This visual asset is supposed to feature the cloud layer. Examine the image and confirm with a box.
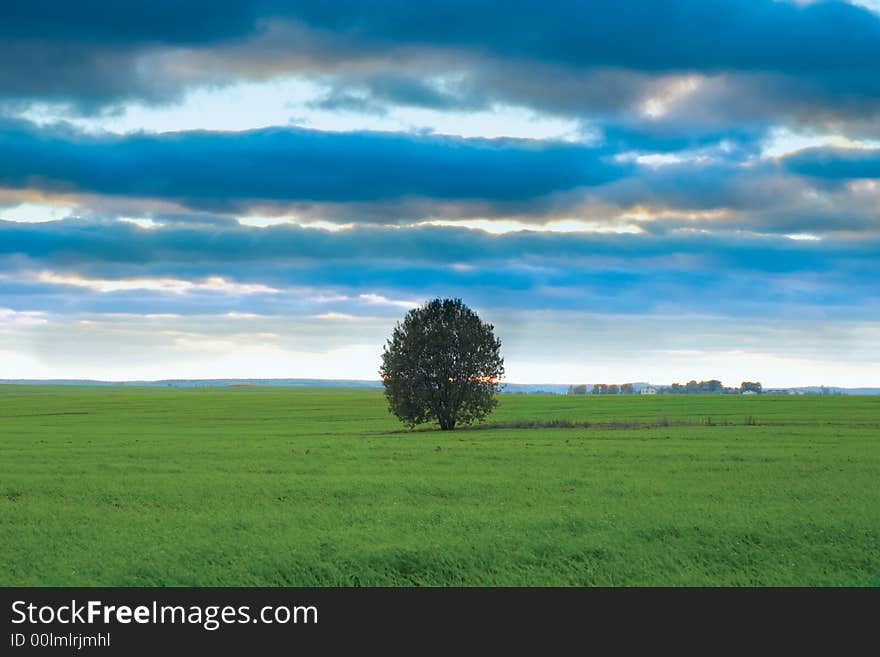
[4,1,880,133]
[1,1,878,384]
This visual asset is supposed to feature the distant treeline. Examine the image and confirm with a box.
[574,383,636,395]
[666,380,762,394]
[567,380,766,395]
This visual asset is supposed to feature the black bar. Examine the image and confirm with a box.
[2,587,877,653]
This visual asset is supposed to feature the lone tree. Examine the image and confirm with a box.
[380,298,504,430]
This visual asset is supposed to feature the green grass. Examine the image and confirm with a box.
[1,385,878,586]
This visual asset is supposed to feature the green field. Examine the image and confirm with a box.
[1,385,878,586]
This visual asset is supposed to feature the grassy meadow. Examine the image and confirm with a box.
[1,385,878,586]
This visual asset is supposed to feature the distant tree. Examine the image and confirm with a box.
[620,383,635,394]
[740,381,763,394]
[568,384,587,395]
[380,298,504,431]
[592,384,607,395]
[700,379,723,393]
[607,384,620,395]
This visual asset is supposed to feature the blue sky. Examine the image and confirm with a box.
[1,0,878,385]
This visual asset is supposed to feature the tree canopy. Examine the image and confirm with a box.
[380,298,504,430]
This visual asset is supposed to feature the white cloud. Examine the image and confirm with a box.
[784,233,822,241]
[225,312,265,319]
[119,217,164,229]
[418,218,642,234]
[0,308,48,326]
[358,293,419,309]
[37,272,280,295]
[785,0,880,14]
[0,202,76,223]
[312,312,358,320]
[761,127,880,158]
[615,151,715,167]
[236,214,355,230]
[640,76,703,119]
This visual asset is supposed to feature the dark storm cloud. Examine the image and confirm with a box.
[2,1,880,132]
[784,146,880,180]
[0,216,870,272]
[294,0,880,118]
[0,1,269,109]
[0,118,629,209]
[0,1,267,42]
[4,115,878,232]
[7,1,877,76]
[280,1,879,76]
[2,218,877,319]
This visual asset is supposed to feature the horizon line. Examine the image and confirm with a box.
[1,377,877,391]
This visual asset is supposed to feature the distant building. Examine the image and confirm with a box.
[640,386,657,395]
[742,389,758,395]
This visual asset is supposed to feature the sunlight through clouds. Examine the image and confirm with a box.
[18,76,584,142]
[0,201,77,223]
[36,272,280,295]
[418,218,643,234]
